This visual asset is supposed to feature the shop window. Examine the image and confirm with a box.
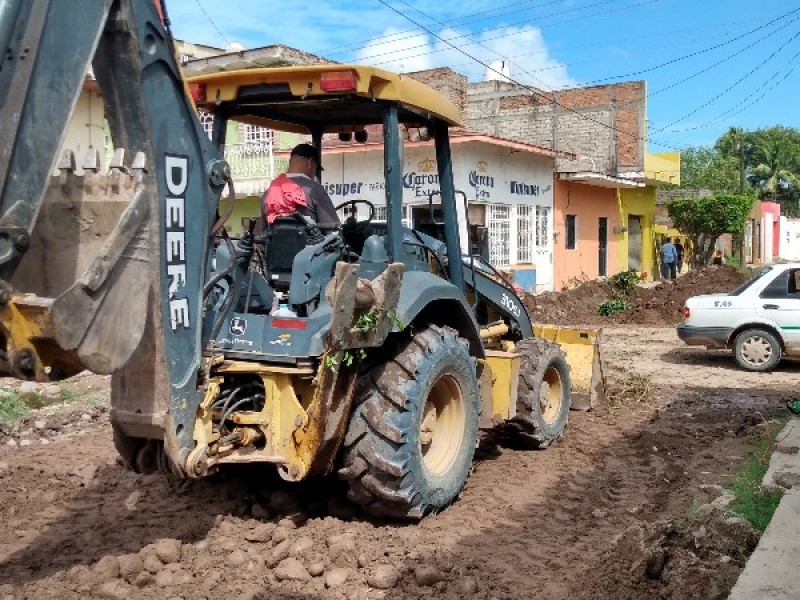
[535,206,550,249]
[488,204,512,268]
[517,205,534,263]
[566,214,577,250]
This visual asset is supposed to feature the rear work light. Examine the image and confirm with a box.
[320,70,358,92]
[271,318,307,330]
[189,83,207,102]
[683,307,690,318]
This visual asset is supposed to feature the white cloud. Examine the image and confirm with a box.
[164,2,575,90]
[355,25,576,90]
[355,29,435,73]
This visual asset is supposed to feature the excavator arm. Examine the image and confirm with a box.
[0,0,226,471]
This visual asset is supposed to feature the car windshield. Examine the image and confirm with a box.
[729,266,773,296]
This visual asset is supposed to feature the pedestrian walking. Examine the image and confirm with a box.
[660,238,677,280]
[674,238,684,274]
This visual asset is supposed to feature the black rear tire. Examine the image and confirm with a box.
[507,337,571,448]
[733,328,781,372]
[338,325,480,519]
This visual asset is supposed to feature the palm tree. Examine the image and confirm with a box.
[750,126,800,202]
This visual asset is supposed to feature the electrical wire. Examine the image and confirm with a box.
[373,0,675,150]
[192,0,231,49]
[662,48,800,134]
[315,0,623,59]
[354,0,660,69]
[653,27,800,133]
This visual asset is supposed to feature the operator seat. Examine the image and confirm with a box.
[265,213,310,292]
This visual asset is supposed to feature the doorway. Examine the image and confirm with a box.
[627,215,642,270]
[598,217,608,277]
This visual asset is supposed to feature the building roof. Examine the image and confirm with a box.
[557,171,645,189]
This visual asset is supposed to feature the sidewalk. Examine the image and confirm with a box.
[728,418,800,600]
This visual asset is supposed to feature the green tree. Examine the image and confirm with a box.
[715,127,753,194]
[679,146,740,192]
[666,194,754,266]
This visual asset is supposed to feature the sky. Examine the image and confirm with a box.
[167,0,800,153]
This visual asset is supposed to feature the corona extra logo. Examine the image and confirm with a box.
[417,158,437,173]
[477,160,489,173]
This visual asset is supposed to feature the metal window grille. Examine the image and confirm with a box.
[517,205,535,263]
[198,109,214,140]
[488,204,511,268]
[374,205,411,227]
[244,125,273,144]
[565,214,577,250]
[535,206,550,249]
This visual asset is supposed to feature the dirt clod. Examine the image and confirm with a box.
[153,538,181,564]
[414,565,447,586]
[274,557,311,582]
[368,565,401,590]
[325,567,353,588]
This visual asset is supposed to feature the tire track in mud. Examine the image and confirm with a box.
[0,330,795,599]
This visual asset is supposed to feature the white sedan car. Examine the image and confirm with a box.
[677,263,800,371]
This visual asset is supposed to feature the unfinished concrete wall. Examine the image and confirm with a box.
[466,80,646,176]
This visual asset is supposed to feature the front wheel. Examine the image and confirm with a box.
[507,338,571,448]
[338,325,480,519]
[733,328,781,372]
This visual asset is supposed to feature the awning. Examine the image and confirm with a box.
[557,171,645,189]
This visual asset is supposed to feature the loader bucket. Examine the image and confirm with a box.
[533,325,605,411]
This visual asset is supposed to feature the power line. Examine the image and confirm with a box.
[373,0,676,150]
[192,0,231,49]
[391,0,555,91]
[653,27,800,133]
[662,48,800,134]
[355,0,659,68]
[582,7,800,86]
[315,0,620,59]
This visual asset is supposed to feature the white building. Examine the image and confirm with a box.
[320,134,558,291]
[780,216,800,261]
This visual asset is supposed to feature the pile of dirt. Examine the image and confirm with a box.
[584,499,760,600]
[524,265,747,327]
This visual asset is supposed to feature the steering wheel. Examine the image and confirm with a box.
[335,199,375,233]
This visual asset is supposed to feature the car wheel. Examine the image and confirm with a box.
[733,328,782,372]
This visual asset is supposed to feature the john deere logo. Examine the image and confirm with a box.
[229,316,247,336]
[477,160,489,173]
[417,158,437,173]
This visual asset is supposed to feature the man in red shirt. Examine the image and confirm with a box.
[263,143,340,229]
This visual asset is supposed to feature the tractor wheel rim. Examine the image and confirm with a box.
[741,336,771,365]
[420,374,466,477]
[539,365,564,424]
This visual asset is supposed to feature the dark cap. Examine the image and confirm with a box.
[290,143,323,169]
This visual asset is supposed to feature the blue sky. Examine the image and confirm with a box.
[167,0,800,152]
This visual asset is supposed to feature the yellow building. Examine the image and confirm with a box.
[616,152,681,279]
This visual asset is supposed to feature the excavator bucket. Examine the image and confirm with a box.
[533,324,606,410]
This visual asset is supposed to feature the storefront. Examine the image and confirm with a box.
[320,135,558,291]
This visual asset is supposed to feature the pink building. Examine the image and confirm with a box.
[761,201,781,263]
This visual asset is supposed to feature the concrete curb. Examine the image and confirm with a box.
[728,416,800,600]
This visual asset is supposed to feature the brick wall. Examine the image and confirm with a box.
[407,68,468,121]
[466,79,646,175]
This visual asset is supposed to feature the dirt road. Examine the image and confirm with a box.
[0,326,796,599]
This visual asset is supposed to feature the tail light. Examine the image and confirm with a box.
[189,83,207,102]
[271,318,307,330]
[320,70,358,92]
[683,307,690,318]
